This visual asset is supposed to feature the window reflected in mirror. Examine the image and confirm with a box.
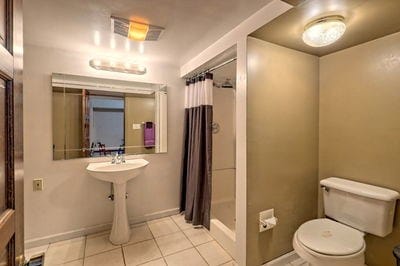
[52,73,167,160]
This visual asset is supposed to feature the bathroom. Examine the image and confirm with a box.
[1,0,400,266]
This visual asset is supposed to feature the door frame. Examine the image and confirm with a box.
[0,0,21,265]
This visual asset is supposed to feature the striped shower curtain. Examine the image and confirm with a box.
[180,73,213,229]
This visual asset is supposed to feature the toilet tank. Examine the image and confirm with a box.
[321,177,400,237]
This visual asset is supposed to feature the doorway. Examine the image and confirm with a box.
[0,0,24,265]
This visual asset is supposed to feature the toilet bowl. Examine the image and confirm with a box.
[293,177,399,266]
[293,218,365,266]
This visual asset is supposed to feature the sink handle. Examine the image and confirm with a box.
[111,153,117,164]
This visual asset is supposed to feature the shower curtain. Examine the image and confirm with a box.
[180,73,213,229]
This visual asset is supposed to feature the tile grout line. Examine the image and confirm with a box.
[147,220,167,265]
[147,216,181,238]
[121,245,127,266]
[195,241,233,266]
[195,222,236,265]
[82,236,87,264]
[40,214,234,266]
[44,237,87,265]
[85,223,153,258]
[83,241,122,259]
[193,244,211,266]
[161,246,194,260]
[83,245,123,259]
[136,257,167,266]
[172,214,234,265]
[173,215,211,266]
[168,214,214,265]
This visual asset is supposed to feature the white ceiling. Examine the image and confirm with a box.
[23,0,274,66]
[251,0,400,56]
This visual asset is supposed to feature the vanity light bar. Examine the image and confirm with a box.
[89,59,147,75]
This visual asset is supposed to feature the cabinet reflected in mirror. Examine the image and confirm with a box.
[52,73,167,160]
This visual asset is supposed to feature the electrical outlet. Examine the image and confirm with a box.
[33,178,44,191]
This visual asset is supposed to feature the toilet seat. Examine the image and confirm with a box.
[297,218,364,256]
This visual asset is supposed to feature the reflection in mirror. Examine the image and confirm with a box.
[52,73,167,160]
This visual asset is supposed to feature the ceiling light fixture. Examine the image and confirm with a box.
[111,16,165,41]
[302,16,346,47]
[89,59,146,75]
[128,21,149,41]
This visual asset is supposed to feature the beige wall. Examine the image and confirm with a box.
[212,87,236,204]
[319,32,400,266]
[125,96,156,155]
[24,44,184,245]
[246,37,319,265]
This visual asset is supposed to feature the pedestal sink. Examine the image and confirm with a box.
[86,159,149,245]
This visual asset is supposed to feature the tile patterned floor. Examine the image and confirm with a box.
[26,214,237,266]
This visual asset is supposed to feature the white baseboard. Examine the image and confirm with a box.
[263,251,300,266]
[25,207,180,249]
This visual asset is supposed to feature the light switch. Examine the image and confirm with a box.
[132,123,141,130]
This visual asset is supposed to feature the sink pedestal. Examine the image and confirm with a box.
[110,182,130,245]
[86,159,149,245]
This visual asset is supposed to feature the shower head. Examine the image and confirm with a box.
[221,78,233,88]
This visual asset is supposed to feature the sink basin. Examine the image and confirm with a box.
[86,159,149,245]
[86,159,149,184]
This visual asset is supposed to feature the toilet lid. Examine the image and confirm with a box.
[297,219,364,256]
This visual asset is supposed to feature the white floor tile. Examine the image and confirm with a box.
[171,214,193,230]
[290,258,308,266]
[83,248,124,266]
[147,217,171,225]
[196,241,232,266]
[123,239,162,266]
[45,237,85,265]
[62,259,84,266]
[86,230,110,239]
[147,218,180,238]
[220,261,238,266]
[155,231,193,256]
[85,233,120,257]
[140,258,167,266]
[164,248,207,266]
[123,224,153,246]
[183,227,213,246]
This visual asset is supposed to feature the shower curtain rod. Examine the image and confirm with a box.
[188,57,237,79]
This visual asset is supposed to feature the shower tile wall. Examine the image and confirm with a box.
[212,86,236,230]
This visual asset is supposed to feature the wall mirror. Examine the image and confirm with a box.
[52,73,167,160]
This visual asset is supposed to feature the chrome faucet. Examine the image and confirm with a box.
[111,153,117,164]
[111,153,125,164]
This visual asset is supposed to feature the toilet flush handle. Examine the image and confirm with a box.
[321,185,330,192]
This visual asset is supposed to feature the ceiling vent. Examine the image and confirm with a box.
[111,16,164,41]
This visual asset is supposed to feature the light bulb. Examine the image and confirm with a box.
[302,16,346,47]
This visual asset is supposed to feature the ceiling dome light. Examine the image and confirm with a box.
[302,16,346,47]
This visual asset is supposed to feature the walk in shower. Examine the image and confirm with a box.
[210,60,236,258]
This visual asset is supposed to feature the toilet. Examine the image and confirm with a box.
[293,177,400,266]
